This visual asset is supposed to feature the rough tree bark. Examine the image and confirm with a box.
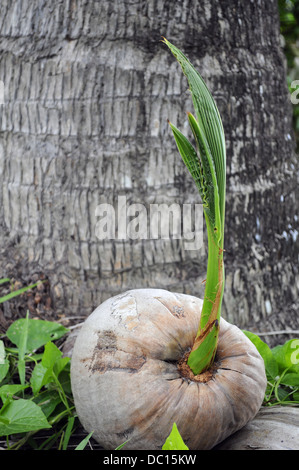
[0,0,298,340]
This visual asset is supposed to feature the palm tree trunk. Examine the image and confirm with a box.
[0,0,297,343]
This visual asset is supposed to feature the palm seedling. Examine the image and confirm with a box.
[162,38,226,375]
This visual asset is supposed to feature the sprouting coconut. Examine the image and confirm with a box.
[70,39,267,450]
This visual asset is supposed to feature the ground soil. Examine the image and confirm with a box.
[0,273,77,336]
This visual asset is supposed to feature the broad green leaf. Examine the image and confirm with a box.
[58,367,72,395]
[0,278,10,285]
[162,423,189,450]
[0,384,28,404]
[0,340,9,383]
[31,342,63,395]
[6,318,69,353]
[243,330,278,379]
[0,361,9,383]
[31,362,48,395]
[281,373,299,387]
[0,398,51,436]
[31,342,70,396]
[33,390,62,418]
[276,386,290,402]
[42,341,62,369]
[54,356,70,377]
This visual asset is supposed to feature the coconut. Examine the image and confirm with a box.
[70,288,267,450]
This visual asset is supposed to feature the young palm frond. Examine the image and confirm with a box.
[163,38,226,375]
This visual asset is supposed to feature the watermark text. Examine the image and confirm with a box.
[95,196,203,250]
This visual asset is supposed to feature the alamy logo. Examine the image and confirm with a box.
[290,80,299,105]
[95,196,203,250]
[291,339,299,365]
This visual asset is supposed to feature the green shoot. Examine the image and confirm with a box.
[0,278,45,304]
[75,431,94,450]
[162,422,189,450]
[163,38,226,375]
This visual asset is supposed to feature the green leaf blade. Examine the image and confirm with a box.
[0,384,29,404]
[75,431,94,450]
[187,112,222,242]
[0,282,42,304]
[168,121,207,203]
[163,37,226,231]
[243,330,278,380]
[0,399,51,436]
[162,423,189,450]
[31,362,48,395]
[63,415,75,450]
[281,373,299,387]
[33,390,62,418]
[0,340,10,383]
[17,311,29,385]
[42,341,62,370]
[6,318,69,353]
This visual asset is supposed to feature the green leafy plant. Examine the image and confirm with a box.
[244,331,299,406]
[2,314,296,451]
[163,38,226,375]
[0,313,92,450]
[1,312,189,451]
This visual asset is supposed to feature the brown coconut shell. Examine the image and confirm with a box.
[70,288,267,450]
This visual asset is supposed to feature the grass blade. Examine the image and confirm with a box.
[0,281,43,304]
[75,431,94,450]
[115,440,130,450]
[62,416,75,450]
[17,311,29,385]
